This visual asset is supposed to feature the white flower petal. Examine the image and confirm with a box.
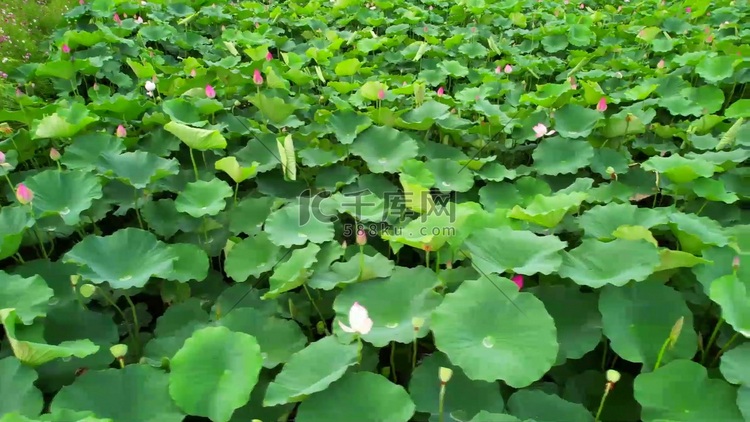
[338,320,356,333]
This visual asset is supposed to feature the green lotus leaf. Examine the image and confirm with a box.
[463,226,567,275]
[634,360,743,421]
[558,239,661,287]
[169,326,262,422]
[64,228,177,289]
[61,134,125,171]
[327,110,372,145]
[215,156,258,184]
[264,336,361,406]
[333,266,442,346]
[0,271,53,324]
[507,390,594,422]
[264,204,335,247]
[720,343,750,386]
[508,192,587,228]
[0,207,33,260]
[175,179,233,218]
[656,249,710,272]
[0,309,99,367]
[350,125,419,173]
[164,121,227,151]
[552,104,603,138]
[246,93,297,125]
[532,138,594,175]
[51,365,184,422]
[162,98,206,125]
[599,283,697,369]
[691,177,739,203]
[408,352,504,420]
[224,232,281,282]
[164,243,209,283]
[295,372,415,422]
[401,101,451,130]
[0,357,43,418]
[726,99,750,119]
[308,252,395,290]
[431,276,558,388]
[667,211,730,252]
[235,134,281,173]
[470,412,526,422]
[228,196,275,235]
[695,55,737,83]
[334,58,361,76]
[424,158,475,192]
[263,243,320,299]
[31,103,99,139]
[24,170,103,226]
[98,151,179,189]
[577,203,667,239]
[641,154,720,184]
[709,274,750,338]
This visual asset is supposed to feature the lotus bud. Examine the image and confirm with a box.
[50,148,61,161]
[733,256,740,272]
[110,344,128,358]
[15,183,33,204]
[439,367,453,384]
[356,229,367,246]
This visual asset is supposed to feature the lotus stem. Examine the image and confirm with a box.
[702,317,724,364]
[189,148,199,181]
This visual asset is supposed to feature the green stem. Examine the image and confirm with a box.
[412,333,418,372]
[4,174,14,191]
[654,337,670,370]
[358,246,365,281]
[133,189,144,229]
[124,294,141,354]
[29,209,49,259]
[438,385,446,422]
[702,317,724,364]
[14,253,25,264]
[435,250,441,275]
[96,287,135,341]
[425,249,430,268]
[594,389,610,422]
[302,284,330,335]
[601,340,608,371]
[233,183,239,204]
[390,342,398,383]
[709,332,740,367]
[189,148,199,181]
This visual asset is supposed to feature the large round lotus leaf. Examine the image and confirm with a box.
[98,151,179,189]
[228,196,275,235]
[51,365,184,422]
[141,199,198,239]
[577,203,667,239]
[532,138,594,176]
[350,125,419,173]
[634,359,743,421]
[553,104,603,138]
[228,370,294,422]
[558,239,660,287]
[24,170,103,226]
[695,55,736,83]
[470,411,527,422]
[709,274,750,337]
[164,121,227,151]
[264,243,320,299]
[309,252,395,290]
[31,103,99,139]
[424,159,475,192]
[0,271,53,324]
[599,283,697,369]
[462,226,567,276]
[431,275,558,387]
[264,336,361,407]
[264,204,335,247]
[224,233,281,282]
[175,179,233,218]
[328,110,373,145]
[507,390,594,422]
[532,285,602,361]
[408,352,505,420]
[0,206,32,260]
[0,357,43,417]
[3,409,112,421]
[169,326,263,422]
[333,266,442,346]
[64,228,177,289]
[218,307,307,368]
[720,343,750,386]
[667,211,730,250]
[641,155,719,184]
[164,243,209,283]
[295,372,415,422]
[508,192,587,228]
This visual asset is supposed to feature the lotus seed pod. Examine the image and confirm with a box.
[110,344,128,358]
[70,274,81,286]
[439,367,453,383]
[412,316,425,329]
[606,369,621,383]
[79,284,96,298]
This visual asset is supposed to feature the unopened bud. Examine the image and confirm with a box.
[110,344,128,358]
[439,367,453,384]
[50,148,61,161]
[733,256,740,272]
[356,229,367,246]
[606,369,621,383]
[668,316,684,349]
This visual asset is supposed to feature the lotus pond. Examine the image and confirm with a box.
[1,0,750,421]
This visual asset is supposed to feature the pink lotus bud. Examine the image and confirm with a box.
[377,89,385,100]
[16,183,33,204]
[93,82,99,90]
[253,69,263,85]
[190,69,196,77]
[437,86,444,97]
[733,256,740,271]
[79,0,84,4]
[686,6,691,13]
[62,44,70,54]
[657,59,665,69]
[116,125,127,138]
[579,2,585,9]
[495,65,502,74]
[50,148,61,161]
[356,229,367,246]
[266,51,273,61]
[15,88,22,97]
[569,76,577,89]
[706,35,714,43]
[0,151,5,163]
[512,275,524,290]
[504,64,513,74]
[205,84,216,98]
[596,97,607,112]
[338,302,373,335]
[113,13,121,24]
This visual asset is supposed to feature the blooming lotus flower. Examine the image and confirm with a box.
[266,51,273,61]
[596,97,607,112]
[205,84,216,98]
[377,89,385,100]
[338,302,373,335]
[145,80,156,92]
[512,275,524,290]
[190,69,197,78]
[0,151,5,163]
[504,64,513,74]
[62,44,70,54]
[16,183,33,205]
[533,123,556,138]
[437,86,444,97]
[116,125,127,138]
[50,148,61,161]
[134,15,144,24]
[253,69,264,85]
[657,59,665,69]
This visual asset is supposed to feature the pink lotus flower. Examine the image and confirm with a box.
[62,44,70,54]
[50,148,61,161]
[134,15,144,24]
[596,97,607,112]
[657,59,665,69]
[356,229,367,246]
[79,0,84,4]
[115,125,127,138]
[16,183,33,205]
[504,64,513,74]
[512,275,524,290]
[190,69,197,78]
[733,256,740,271]
[686,6,691,13]
[253,69,264,85]
[113,13,121,24]
[205,84,216,98]
[377,89,385,100]
[437,86,444,97]
[338,302,373,335]
[579,2,585,9]
[533,123,556,138]
[494,66,501,74]
[0,151,5,163]
[93,82,99,90]
[266,51,273,61]
[706,35,714,43]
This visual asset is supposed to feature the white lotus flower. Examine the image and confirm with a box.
[145,80,156,92]
[338,302,373,335]
[533,123,556,138]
